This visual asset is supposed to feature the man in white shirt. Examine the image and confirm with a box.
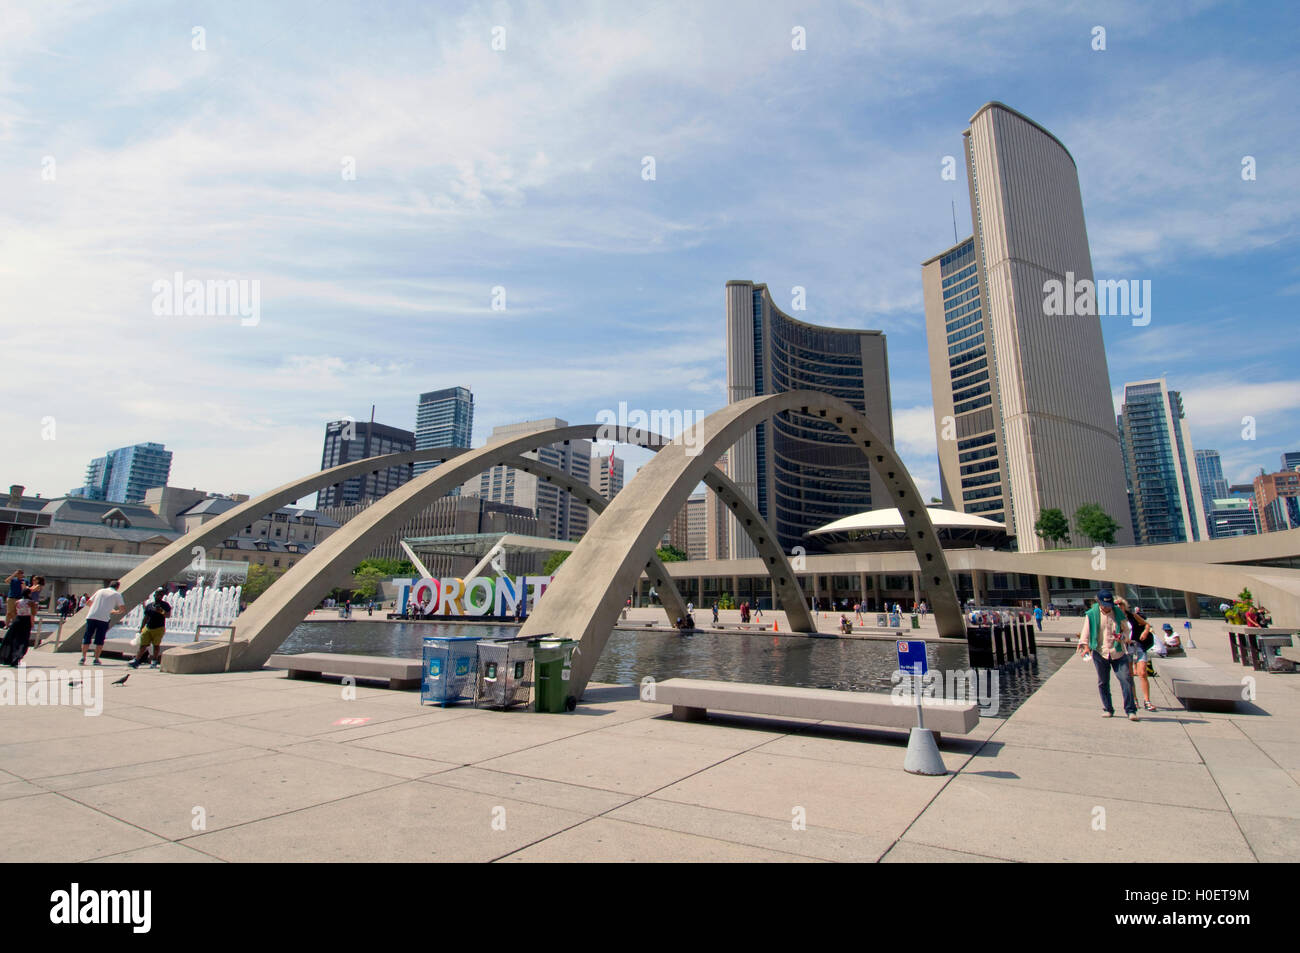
[82,580,127,666]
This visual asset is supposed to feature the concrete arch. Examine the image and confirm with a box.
[517,391,965,699]
[497,456,690,626]
[55,447,470,653]
[505,454,815,633]
[162,424,812,673]
[54,427,698,653]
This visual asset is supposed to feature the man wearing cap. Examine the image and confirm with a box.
[129,589,171,669]
[1077,589,1139,720]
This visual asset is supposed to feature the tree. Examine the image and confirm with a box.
[351,566,387,601]
[1034,508,1071,548]
[242,564,284,603]
[717,592,736,610]
[354,558,416,577]
[1074,503,1120,545]
[542,550,571,575]
[656,545,687,562]
[929,497,942,504]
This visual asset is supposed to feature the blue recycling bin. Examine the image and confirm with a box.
[421,636,482,706]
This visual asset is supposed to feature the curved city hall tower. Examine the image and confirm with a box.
[924,102,1133,550]
[726,281,893,557]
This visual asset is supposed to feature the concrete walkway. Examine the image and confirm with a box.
[2,620,1294,862]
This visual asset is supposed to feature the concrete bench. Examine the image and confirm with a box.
[1155,657,1246,710]
[642,677,979,739]
[268,653,422,690]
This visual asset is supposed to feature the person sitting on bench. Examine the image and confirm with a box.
[839,615,853,634]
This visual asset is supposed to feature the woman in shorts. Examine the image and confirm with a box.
[1116,597,1157,712]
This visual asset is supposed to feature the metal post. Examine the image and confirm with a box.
[913,662,924,731]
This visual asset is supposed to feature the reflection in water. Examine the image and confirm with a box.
[281,621,1067,718]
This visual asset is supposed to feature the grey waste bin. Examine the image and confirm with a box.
[421,636,482,706]
[475,639,534,709]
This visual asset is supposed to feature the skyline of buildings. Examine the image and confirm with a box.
[925,102,1133,552]
[27,93,1300,558]
[465,417,592,542]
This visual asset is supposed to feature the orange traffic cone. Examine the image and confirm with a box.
[773,620,779,632]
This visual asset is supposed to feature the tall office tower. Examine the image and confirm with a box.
[1206,498,1259,539]
[725,281,893,557]
[922,239,1008,525]
[923,102,1133,550]
[685,493,708,560]
[413,387,474,475]
[1116,379,1208,544]
[588,451,625,528]
[466,418,592,541]
[318,420,415,508]
[589,452,625,501]
[704,452,731,561]
[1282,451,1300,472]
[662,499,691,553]
[1194,449,1231,518]
[1254,469,1300,533]
[72,442,173,503]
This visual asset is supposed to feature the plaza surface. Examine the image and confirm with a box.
[2,619,1296,863]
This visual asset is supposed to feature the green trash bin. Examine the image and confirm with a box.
[910,614,920,629]
[533,638,577,713]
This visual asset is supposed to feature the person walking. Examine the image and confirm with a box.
[1033,605,1044,632]
[711,602,719,625]
[753,604,763,623]
[81,580,127,666]
[128,589,171,669]
[1116,597,1157,712]
[1077,589,1139,720]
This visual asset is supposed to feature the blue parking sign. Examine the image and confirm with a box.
[897,640,927,675]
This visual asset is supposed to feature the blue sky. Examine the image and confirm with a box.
[4,0,1298,507]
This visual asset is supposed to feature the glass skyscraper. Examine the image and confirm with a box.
[1117,379,1207,545]
[73,442,173,503]
[921,238,1006,525]
[414,386,474,476]
[725,280,893,556]
[1194,449,1230,520]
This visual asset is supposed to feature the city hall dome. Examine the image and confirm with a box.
[807,506,1010,552]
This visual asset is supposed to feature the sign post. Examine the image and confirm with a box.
[897,639,946,776]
